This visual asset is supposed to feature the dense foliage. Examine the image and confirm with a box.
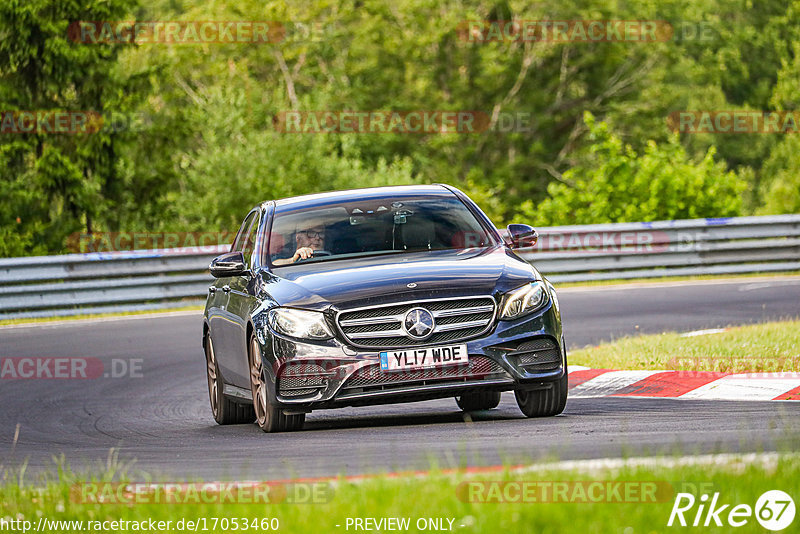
[1,0,798,255]
[530,112,746,224]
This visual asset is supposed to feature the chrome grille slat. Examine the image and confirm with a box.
[433,319,491,333]
[436,312,493,325]
[347,329,405,339]
[336,296,496,349]
[433,305,494,317]
[343,322,402,334]
[340,315,404,327]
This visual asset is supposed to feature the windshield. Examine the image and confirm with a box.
[267,195,496,266]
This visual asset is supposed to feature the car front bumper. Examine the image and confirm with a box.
[257,298,565,411]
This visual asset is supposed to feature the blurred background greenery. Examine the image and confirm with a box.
[1,0,799,256]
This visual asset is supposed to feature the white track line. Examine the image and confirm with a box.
[313,452,798,486]
[568,370,662,397]
[680,376,800,401]
[679,328,727,337]
[568,365,591,372]
[513,452,797,476]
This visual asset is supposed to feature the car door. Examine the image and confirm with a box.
[223,209,265,387]
[214,209,258,386]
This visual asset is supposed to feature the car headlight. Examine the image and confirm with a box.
[267,308,333,340]
[500,281,549,320]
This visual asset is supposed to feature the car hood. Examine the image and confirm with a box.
[263,245,540,311]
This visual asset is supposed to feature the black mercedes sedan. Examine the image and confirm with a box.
[202,185,567,432]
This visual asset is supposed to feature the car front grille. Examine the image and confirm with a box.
[340,355,506,392]
[336,296,496,349]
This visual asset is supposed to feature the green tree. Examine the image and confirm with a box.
[0,0,138,255]
[527,113,745,225]
[4,0,800,256]
[757,136,800,215]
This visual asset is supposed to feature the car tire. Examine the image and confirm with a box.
[455,391,502,411]
[204,333,255,425]
[248,336,305,433]
[514,372,568,418]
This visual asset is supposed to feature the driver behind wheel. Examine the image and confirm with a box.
[272,224,326,265]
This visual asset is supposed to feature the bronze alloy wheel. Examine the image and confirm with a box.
[249,336,268,427]
[205,333,254,425]
[204,334,219,419]
[249,336,305,432]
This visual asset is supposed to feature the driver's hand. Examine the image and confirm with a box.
[291,247,315,263]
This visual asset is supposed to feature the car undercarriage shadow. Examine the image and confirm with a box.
[301,406,527,432]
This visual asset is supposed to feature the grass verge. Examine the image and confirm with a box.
[570,319,800,372]
[1,455,798,533]
[0,305,204,327]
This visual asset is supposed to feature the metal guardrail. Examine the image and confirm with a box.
[0,215,798,319]
[518,214,800,282]
[0,247,227,320]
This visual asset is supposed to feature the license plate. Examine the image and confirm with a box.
[379,344,468,372]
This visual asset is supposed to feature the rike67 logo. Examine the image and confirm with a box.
[668,490,795,530]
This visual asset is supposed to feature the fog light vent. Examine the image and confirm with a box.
[509,338,561,372]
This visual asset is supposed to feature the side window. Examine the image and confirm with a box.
[241,213,261,267]
[231,211,257,253]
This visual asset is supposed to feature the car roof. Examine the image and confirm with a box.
[263,184,455,211]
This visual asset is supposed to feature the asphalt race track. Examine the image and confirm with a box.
[1,277,798,480]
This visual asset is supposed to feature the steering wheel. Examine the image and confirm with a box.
[296,250,333,262]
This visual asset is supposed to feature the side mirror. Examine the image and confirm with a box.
[505,224,538,249]
[209,251,249,278]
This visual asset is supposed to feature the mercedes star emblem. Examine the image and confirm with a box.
[403,307,435,339]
